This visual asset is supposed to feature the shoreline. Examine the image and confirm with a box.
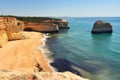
[0,31,53,73]
[38,33,56,72]
[0,31,89,80]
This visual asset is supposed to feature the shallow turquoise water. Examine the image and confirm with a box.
[46,17,120,80]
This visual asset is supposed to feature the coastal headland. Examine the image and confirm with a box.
[0,16,88,80]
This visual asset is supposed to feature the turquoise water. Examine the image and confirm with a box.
[46,17,120,80]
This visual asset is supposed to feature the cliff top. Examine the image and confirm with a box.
[0,15,62,23]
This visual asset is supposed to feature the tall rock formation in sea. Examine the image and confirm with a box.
[91,20,112,33]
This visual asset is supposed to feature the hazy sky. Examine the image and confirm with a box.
[0,0,120,17]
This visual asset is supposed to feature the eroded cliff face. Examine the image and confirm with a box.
[44,19,69,29]
[0,17,25,47]
[0,30,8,47]
[0,16,69,47]
[24,19,69,33]
[24,22,59,33]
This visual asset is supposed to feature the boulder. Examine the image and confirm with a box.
[91,20,112,33]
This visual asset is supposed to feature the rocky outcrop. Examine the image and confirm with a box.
[24,19,69,33]
[91,20,112,33]
[44,19,69,29]
[24,22,59,33]
[0,17,25,47]
[0,71,89,80]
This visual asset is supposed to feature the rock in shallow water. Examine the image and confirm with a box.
[91,20,112,33]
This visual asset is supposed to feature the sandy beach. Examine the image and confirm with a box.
[0,31,52,73]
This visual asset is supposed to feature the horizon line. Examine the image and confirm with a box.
[0,15,120,18]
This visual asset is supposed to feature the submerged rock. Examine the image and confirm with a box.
[91,20,112,33]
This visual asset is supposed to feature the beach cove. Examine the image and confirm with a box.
[0,32,52,73]
[0,16,88,80]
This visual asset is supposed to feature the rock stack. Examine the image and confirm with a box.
[91,20,112,33]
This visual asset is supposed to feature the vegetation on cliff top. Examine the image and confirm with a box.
[0,15,62,23]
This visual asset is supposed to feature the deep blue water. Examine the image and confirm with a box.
[46,17,120,80]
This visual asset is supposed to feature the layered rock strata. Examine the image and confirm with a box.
[44,19,69,29]
[24,19,69,33]
[91,20,112,33]
[0,30,8,47]
[0,17,25,47]
[24,22,59,33]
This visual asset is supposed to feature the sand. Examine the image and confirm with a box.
[0,32,52,73]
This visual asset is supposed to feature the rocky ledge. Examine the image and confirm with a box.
[91,20,112,33]
[16,16,69,33]
[0,71,89,80]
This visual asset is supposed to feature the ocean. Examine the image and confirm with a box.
[46,17,120,80]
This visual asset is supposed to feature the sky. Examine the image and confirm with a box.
[0,0,120,17]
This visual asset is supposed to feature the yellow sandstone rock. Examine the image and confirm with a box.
[0,17,25,47]
[0,30,8,48]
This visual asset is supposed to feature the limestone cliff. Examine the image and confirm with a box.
[23,19,69,33]
[0,17,25,47]
[0,16,69,46]
[44,19,69,29]
[24,22,59,33]
[0,30,8,48]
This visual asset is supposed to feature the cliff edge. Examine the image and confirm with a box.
[0,17,26,47]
